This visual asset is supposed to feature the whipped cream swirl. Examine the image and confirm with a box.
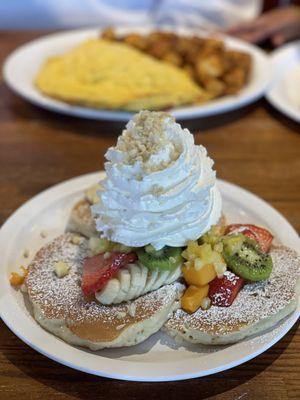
[92,111,222,249]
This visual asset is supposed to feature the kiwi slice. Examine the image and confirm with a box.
[137,245,183,271]
[223,238,273,282]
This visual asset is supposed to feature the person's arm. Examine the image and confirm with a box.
[226,5,300,46]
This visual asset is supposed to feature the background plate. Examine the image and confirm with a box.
[0,172,299,381]
[266,40,300,123]
[3,27,270,121]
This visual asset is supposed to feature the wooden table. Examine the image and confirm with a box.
[0,31,299,400]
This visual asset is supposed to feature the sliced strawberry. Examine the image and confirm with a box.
[225,224,273,253]
[81,252,137,296]
[208,271,244,307]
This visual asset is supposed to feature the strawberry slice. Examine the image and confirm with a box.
[81,252,137,296]
[208,271,244,307]
[225,224,273,253]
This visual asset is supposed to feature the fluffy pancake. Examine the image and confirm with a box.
[164,245,300,345]
[35,39,206,111]
[26,233,183,350]
[67,199,97,238]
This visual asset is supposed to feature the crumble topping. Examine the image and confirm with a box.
[115,110,180,171]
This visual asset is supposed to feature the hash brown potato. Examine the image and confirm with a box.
[102,29,252,100]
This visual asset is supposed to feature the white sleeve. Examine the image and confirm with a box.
[155,0,263,30]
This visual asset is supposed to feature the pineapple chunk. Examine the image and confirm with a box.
[182,262,216,286]
[88,237,111,256]
[201,224,225,246]
[182,240,226,282]
[54,261,70,278]
[200,296,211,310]
[222,233,245,255]
[112,243,134,253]
[181,284,209,313]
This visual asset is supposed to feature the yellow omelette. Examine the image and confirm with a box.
[35,39,207,111]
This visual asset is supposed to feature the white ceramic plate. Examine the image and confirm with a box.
[3,27,270,121]
[0,172,299,381]
[266,40,300,123]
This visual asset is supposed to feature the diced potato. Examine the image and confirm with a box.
[182,262,216,286]
[181,284,209,313]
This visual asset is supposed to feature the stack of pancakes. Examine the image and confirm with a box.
[25,189,300,350]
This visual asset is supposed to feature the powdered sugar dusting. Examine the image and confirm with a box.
[26,234,183,327]
[166,245,300,335]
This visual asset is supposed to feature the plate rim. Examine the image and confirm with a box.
[266,39,300,123]
[3,27,271,121]
[0,172,299,382]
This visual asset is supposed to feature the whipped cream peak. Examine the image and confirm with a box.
[93,111,222,249]
[106,110,181,175]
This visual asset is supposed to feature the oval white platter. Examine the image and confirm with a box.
[3,27,270,121]
[266,40,300,123]
[0,172,299,381]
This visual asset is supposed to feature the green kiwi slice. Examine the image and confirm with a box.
[137,245,183,271]
[223,238,273,282]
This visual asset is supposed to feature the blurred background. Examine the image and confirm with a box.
[0,0,263,30]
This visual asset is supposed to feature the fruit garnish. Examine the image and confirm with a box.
[54,261,70,278]
[222,233,245,256]
[225,224,273,253]
[88,237,134,257]
[208,271,244,307]
[200,224,226,246]
[9,266,28,286]
[137,245,183,271]
[182,241,226,283]
[181,284,209,313]
[81,251,137,296]
[223,238,273,282]
[182,262,216,286]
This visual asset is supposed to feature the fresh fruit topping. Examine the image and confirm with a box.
[225,224,273,253]
[223,238,273,281]
[183,262,216,286]
[88,237,134,257]
[70,234,83,245]
[200,224,226,246]
[182,241,227,281]
[88,237,111,256]
[222,233,245,256]
[137,245,183,271]
[209,271,244,307]
[181,284,209,313]
[54,261,70,278]
[9,266,28,286]
[81,251,137,296]
[200,296,212,310]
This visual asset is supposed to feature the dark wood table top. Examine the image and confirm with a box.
[0,31,299,400]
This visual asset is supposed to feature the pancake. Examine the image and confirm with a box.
[67,184,99,238]
[67,199,97,238]
[164,245,300,345]
[26,233,183,350]
[35,39,206,111]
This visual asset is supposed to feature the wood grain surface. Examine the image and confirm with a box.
[0,31,299,400]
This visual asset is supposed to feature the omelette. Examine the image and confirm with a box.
[35,39,206,111]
